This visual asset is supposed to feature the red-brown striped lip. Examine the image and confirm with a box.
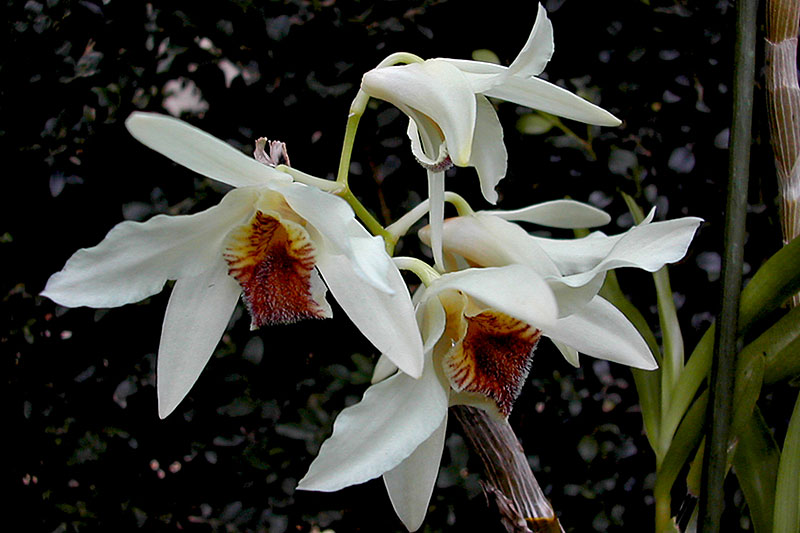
[224,209,330,329]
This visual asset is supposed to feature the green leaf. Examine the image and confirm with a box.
[621,196,684,388]
[734,406,780,533]
[664,235,800,450]
[621,192,685,461]
[774,391,800,533]
[600,270,662,455]
[763,304,800,384]
[655,390,707,532]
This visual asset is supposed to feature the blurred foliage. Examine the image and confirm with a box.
[5,0,792,531]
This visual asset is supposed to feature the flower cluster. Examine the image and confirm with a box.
[42,4,701,531]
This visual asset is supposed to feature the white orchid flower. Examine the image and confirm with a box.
[297,255,658,530]
[297,265,559,526]
[420,199,703,367]
[361,4,621,203]
[361,3,620,267]
[297,202,702,531]
[42,112,423,418]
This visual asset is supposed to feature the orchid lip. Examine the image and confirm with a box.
[223,207,332,329]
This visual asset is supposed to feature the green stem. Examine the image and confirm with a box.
[336,90,369,188]
[393,256,441,287]
[385,192,475,242]
[336,187,395,253]
[335,52,424,189]
[698,0,758,529]
[330,52,428,249]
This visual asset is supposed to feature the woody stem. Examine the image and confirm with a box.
[452,406,564,533]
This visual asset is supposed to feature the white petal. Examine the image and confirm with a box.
[42,188,257,308]
[297,360,448,492]
[469,95,507,204]
[370,295,445,384]
[546,272,605,318]
[419,295,447,355]
[441,59,507,93]
[157,258,242,418]
[551,339,580,368]
[316,251,424,379]
[427,265,559,331]
[406,113,448,166]
[125,112,291,188]
[421,215,561,278]
[383,414,447,532]
[487,199,611,228]
[507,4,554,77]
[372,354,398,384]
[532,215,703,286]
[542,296,656,370]
[277,181,394,294]
[362,61,477,166]
[484,75,621,127]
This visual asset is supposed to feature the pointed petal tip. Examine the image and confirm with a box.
[157,399,176,420]
[294,477,317,492]
[638,359,659,372]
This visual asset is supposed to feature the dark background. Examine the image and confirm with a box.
[5,0,787,531]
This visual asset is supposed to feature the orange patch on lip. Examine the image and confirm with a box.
[224,210,329,329]
[444,310,542,418]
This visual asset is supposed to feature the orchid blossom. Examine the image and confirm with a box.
[421,199,703,367]
[297,200,701,531]
[360,3,620,269]
[297,265,560,527]
[42,112,423,418]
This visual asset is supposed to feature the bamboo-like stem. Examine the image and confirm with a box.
[452,406,564,533]
[698,0,759,531]
[765,0,800,307]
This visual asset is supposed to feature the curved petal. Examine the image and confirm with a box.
[276,181,394,294]
[551,339,580,368]
[486,199,611,229]
[406,112,448,167]
[316,250,424,379]
[542,296,656,370]
[362,60,477,166]
[125,112,291,188]
[546,271,605,318]
[157,258,242,418]
[383,414,448,532]
[421,214,561,278]
[469,95,507,204]
[507,3,554,78]
[441,59,507,94]
[419,294,447,355]
[369,291,446,384]
[42,188,257,308]
[531,215,703,286]
[484,75,621,127]
[372,354,399,384]
[297,359,448,492]
[427,265,559,331]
